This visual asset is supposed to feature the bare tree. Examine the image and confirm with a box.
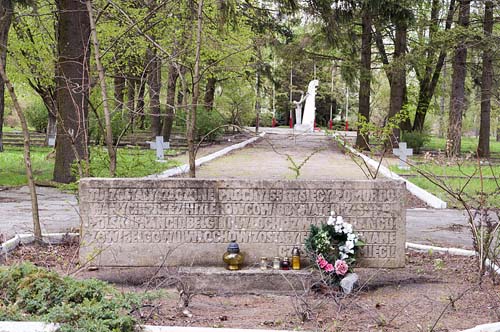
[0,55,41,239]
[187,0,204,178]
[0,0,12,153]
[356,6,372,150]
[86,0,116,176]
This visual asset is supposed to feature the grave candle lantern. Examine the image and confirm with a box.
[223,240,244,270]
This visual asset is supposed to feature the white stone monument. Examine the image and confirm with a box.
[295,79,319,132]
[393,142,413,170]
[148,136,170,161]
[292,92,307,125]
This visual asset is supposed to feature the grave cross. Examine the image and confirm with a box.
[148,136,170,161]
[393,142,413,170]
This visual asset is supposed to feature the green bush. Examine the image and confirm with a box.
[25,99,48,133]
[175,108,226,141]
[0,263,141,332]
[401,131,430,154]
[256,112,273,127]
[196,108,225,140]
[89,109,131,145]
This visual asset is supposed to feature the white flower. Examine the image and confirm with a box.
[343,223,353,234]
[340,252,348,260]
[327,216,335,225]
[336,216,344,224]
[345,240,355,250]
[330,210,336,216]
[347,233,357,241]
[335,224,343,233]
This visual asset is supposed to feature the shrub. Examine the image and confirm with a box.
[256,112,273,127]
[0,263,142,332]
[401,131,430,154]
[196,108,225,140]
[25,99,48,133]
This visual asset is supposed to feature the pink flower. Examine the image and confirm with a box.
[324,263,334,272]
[316,255,328,269]
[334,260,349,276]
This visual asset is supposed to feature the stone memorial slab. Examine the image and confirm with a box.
[79,178,406,268]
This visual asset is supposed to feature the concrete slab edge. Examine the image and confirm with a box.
[0,322,296,332]
[331,133,447,209]
[151,132,266,178]
[1,233,79,255]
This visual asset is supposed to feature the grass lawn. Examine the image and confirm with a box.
[2,126,25,133]
[391,161,500,208]
[0,146,54,186]
[0,146,180,187]
[423,136,500,154]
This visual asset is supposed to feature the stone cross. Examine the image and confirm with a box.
[393,142,413,170]
[148,136,170,160]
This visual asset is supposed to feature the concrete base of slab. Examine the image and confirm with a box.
[0,322,59,332]
[0,322,296,332]
[80,266,316,294]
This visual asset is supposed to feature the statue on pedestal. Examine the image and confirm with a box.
[292,91,307,125]
[295,79,319,132]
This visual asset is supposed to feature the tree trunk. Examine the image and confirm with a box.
[255,70,261,134]
[114,74,125,114]
[477,0,494,158]
[447,0,470,158]
[126,76,136,131]
[188,0,203,178]
[497,115,500,141]
[0,53,41,239]
[0,0,12,153]
[413,0,456,132]
[53,0,91,183]
[388,21,407,146]
[86,0,116,177]
[356,8,372,150]
[439,61,447,137]
[162,61,178,141]
[137,78,146,130]
[204,76,216,111]
[147,48,162,136]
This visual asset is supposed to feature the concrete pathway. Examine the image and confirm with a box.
[194,132,367,180]
[0,128,474,249]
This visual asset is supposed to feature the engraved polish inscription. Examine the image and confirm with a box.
[80,180,405,268]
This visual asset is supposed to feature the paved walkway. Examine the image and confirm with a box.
[0,128,473,249]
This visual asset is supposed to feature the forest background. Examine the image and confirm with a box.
[0,0,498,184]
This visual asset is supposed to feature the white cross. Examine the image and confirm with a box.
[393,142,413,170]
[148,136,170,161]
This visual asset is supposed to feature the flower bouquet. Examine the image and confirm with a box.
[305,211,364,288]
